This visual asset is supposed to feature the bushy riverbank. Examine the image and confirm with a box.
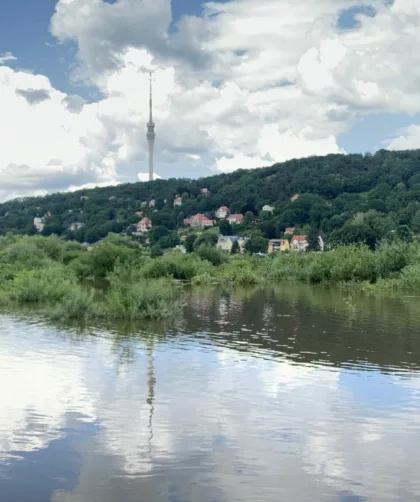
[266,241,420,292]
[1,234,420,322]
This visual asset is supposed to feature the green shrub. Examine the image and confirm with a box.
[7,265,76,303]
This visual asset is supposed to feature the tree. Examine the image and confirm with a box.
[150,245,163,258]
[194,231,218,250]
[196,245,225,265]
[219,219,233,236]
[397,224,412,243]
[412,210,420,233]
[231,240,240,254]
[149,225,169,244]
[307,225,320,251]
[185,233,197,253]
[244,236,268,254]
[244,211,255,225]
[158,232,180,249]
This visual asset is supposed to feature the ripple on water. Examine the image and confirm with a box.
[1,287,420,500]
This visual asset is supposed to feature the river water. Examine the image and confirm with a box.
[1,285,420,501]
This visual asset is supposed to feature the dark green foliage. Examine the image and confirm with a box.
[193,231,218,250]
[231,240,240,254]
[244,236,268,254]
[196,245,226,266]
[219,219,233,236]
[158,232,180,249]
[397,225,412,243]
[3,150,420,249]
[150,245,164,258]
[307,226,320,251]
[184,233,197,253]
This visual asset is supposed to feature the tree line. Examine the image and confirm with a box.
[1,149,420,248]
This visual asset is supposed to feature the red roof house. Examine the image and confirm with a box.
[136,217,152,233]
[184,213,215,228]
[216,206,229,219]
[227,213,244,224]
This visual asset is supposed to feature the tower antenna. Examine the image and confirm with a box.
[146,71,155,182]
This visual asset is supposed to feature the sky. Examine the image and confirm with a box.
[1,0,420,201]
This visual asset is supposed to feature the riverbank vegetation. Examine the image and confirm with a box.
[2,234,420,322]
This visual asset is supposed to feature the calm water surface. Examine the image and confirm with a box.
[1,285,420,501]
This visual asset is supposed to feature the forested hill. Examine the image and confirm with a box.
[2,148,420,246]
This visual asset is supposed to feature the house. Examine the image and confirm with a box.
[174,195,183,207]
[291,193,300,202]
[141,201,147,208]
[291,235,308,252]
[184,213,215,228]
[217,235,248,253]
[137,217,152,233]
[33,217,45,232]
[69,222,85,231]
[201,188,209,195]
[262,204,274,213]
[284,227,295,235]
[109,196,116,201]
[268,239,290,253]
[149,199,155,208]
[216,206,229,219]
[135,211,143,217]
[80,196,89,200]
[227,213,244,224]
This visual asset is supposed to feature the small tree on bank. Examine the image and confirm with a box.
[231,240,240,254]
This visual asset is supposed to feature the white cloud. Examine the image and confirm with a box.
[137,171,161,182]
[0,52,16,64]
[3,0,420,198]
[384,124,420,150]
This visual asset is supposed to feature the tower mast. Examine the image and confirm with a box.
[146,71,155,182]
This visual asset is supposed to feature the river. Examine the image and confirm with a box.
[1,285,420,501]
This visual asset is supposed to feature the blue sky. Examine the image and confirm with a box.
[1,0,420,200]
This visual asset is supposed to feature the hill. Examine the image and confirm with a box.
[2,149,420,248]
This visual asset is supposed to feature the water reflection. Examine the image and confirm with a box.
[1,285,420,501]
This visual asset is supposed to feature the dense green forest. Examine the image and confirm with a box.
[2,149,420,248]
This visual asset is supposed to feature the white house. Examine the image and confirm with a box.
[262,205,274,213]
[33,217,44,232]
[184,214,215,228]
[227,213,244,224]
[69,222,85,231]
[216,206,229,219]
[217,235,248,253]
[136,217,152,233]
[291,235,308,252]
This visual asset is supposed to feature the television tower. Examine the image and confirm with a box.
[146,71,155,182]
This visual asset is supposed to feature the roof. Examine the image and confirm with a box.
[285,227,295,233]
[192,213,212,221]
[292,235,307,242]
[228,213,244,221]
[218,206,229,211]
[140,217,152,224]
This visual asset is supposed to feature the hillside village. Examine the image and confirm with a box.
[2,150,420,252]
